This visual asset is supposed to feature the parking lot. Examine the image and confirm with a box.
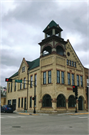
[1,112,89,135]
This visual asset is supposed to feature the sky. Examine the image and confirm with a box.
[0,0,89,87]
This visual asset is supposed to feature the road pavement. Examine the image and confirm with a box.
[1,112,89,135]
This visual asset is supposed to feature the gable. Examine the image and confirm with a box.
[18,58,29,75]
[66,40,83,71]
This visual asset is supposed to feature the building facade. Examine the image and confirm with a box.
[6,20,88,112]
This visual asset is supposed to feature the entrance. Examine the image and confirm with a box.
[78,96,83,110]
[12,99,16,111]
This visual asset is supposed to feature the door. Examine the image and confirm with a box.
[78,96,83,110]
[12,99,16,111]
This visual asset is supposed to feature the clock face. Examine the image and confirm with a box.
[67,52,70,56]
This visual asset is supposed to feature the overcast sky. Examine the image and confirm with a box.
[0,0,89,87]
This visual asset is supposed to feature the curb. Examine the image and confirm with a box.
[18,113,38,115]
[68,112,89,115]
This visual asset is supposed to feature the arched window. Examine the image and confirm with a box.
[56,46,64,56]
[42,94,52,107]
[42,46,52,56]
[68,95,76,107]
[57,94,66,107]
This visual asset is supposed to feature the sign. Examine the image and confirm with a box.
[87,79,89,87]
[15,80,22,83]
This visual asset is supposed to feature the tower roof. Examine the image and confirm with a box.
[43,20,63,32]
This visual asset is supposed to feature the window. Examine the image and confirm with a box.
[22,66,25,72]
[11,83,12,92]
[68,73,70,85]
[69,60,71,66]
[72,74,74,85]
[67,59,69,65]
[80,76,83,87]
[61,71,64,84]
[18,98,20,108]
[77,75,79,86]
[34,74,37,86]
[30,76,33,88]
[8,83,10,93]
[48,71,51,84]
[74,62,76,67]
[72,61,74,67]
[30,97,32,108]
[20,80,22,89]
[14,82,16,91]
[43,72,46,84]
[24,78,26,89]
[57,70,60,83]
[21,98,23,108]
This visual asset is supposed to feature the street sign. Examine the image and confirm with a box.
[15,80,22,83]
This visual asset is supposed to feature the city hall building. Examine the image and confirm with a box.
[6,20,88,112]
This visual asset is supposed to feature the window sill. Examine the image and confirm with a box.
[18,88,27,91]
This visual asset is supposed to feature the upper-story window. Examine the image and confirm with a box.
[68,73,70,85]
[67,59,76,68]
[57,70,60,83]
[43,72,46,84]
[69,60,71,66]
[8,83,10,93]
[22,66,25,72]
[77,75,79,86]
[11,83,12,92]
[80,76,83,87]
[48,71,51,84]
[30,76,33,88]
[72,74,74,85]
[34,74,37,86]
[20,80,22,89]
[24,78,26,89]
[14,82,16,91]
[61,71,64,84]
[74,62,76,68]
[71,61,74,66]
[67,59,69,65]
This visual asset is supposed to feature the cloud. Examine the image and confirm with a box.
[1,0,89,86]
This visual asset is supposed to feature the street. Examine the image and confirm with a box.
[1,112,89,135]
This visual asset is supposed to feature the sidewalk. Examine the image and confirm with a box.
[13,110,89,116]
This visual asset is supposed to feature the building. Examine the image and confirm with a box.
[6,20,88,112]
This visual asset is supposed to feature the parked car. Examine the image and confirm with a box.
[0,105,4,113]
[2,105,13,113]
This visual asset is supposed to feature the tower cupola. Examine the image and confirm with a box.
[43,20,63,38]
[39,20,67,57]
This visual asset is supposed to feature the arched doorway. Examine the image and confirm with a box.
[42,94,52,107]
[68,95,76,107]
[78,96,84,110]
[57,94,66,107]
